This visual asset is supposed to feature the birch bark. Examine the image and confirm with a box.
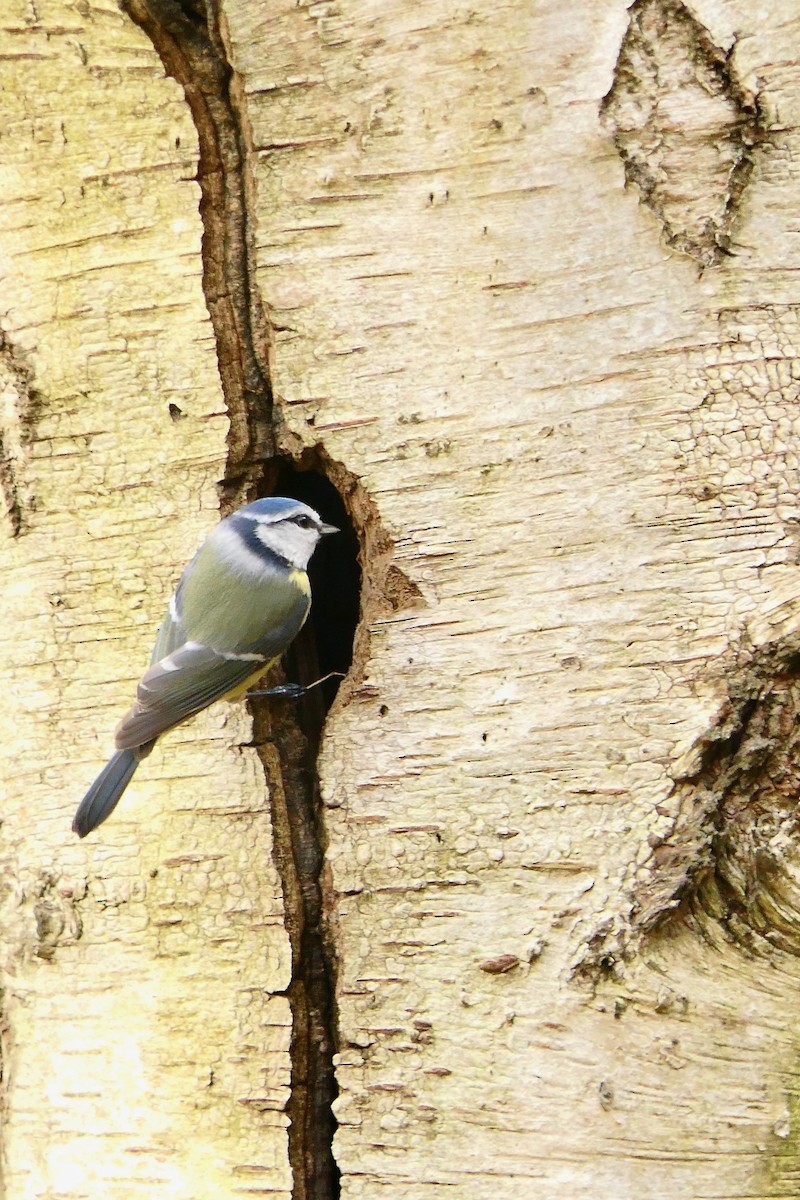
[1,1,800,1198]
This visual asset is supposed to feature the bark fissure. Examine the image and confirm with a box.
[123,0,274,503]
[120,3,340,1195]
[0,432,22,537]
[255,703,341,1200]
[0,332,42,537]
[578,636,800,976]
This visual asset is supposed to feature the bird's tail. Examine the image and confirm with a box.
[72,749,140,839]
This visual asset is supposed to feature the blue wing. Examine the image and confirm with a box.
[114,639,276,749]
[114,554,310,751]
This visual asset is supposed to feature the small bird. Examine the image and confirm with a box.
[73,496,338,838]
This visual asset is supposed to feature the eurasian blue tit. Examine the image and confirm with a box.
[73,496,338,838]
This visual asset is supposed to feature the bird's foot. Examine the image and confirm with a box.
[248,670,345,701]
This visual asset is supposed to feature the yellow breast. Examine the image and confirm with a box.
[290,568,311,598]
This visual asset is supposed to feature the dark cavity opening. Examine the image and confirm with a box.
[264,460,360,745]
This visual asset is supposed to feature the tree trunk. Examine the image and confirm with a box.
[1,0,799,1197]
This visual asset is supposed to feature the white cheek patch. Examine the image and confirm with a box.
[214,522,276,578]
[255,520,318,570]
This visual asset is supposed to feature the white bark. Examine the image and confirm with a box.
[223,0,800,1194]
[0,3,291,1195]
[1,0,800,1196]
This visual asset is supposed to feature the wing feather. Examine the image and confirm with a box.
[150,611,186,662]
[115,642,274,750]
[115,550,311,751]
[150,572,193,663]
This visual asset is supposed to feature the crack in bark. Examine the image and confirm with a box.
[0,434,22,537]
[0,332,42,537]
[577,635,800,978]
[256,707,340,1200]
[123,0,274,504]
[120,3,340,1195]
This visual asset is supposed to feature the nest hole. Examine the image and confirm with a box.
[262,458,361,745]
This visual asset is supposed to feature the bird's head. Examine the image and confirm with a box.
[233,497,339,570]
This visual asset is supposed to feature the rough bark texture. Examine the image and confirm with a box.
[3,0,800,1198]
[0,2,292,1195]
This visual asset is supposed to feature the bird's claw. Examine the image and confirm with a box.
[248,671,345,701]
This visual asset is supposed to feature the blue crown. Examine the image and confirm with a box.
[238,496,310,520]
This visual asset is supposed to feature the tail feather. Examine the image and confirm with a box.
[72,750,140,839]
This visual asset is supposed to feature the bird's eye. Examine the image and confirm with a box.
[294,514,313,529]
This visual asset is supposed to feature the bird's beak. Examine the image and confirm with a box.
[320,522,339,536]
